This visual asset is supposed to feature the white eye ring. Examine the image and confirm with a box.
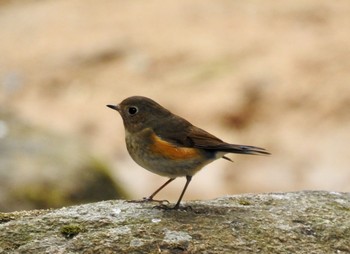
[128,106,138,115]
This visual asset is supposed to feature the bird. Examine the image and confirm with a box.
[107,96,269,209]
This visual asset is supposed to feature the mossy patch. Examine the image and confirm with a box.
[0,213,18,223]
[60,224,84,239]
[238,199,252,206]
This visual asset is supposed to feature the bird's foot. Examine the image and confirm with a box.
[153,203,192,211]
[126,197,170,205]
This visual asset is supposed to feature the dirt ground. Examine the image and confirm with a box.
[1,0,350,201]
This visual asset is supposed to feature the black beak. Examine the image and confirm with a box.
[106,104,120,111]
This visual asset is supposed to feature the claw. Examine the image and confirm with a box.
[153,204,193,211]
[126,197,170,204]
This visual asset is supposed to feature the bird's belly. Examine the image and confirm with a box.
[125,132,215,178]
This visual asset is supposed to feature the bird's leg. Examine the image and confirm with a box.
[127,178,175,204]
[155,175,192,210]
[173,175,192,209]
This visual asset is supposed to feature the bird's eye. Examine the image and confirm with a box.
[128,106,138,115]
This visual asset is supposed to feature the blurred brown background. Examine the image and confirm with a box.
[1,0,349,211]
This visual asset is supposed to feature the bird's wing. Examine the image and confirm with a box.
[153,116,269,156]
[152,114,196,147]
[187,126,269,155]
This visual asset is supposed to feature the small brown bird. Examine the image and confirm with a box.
[107,96,269,209]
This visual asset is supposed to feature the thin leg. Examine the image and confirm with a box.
[127,178,175,204]
[173,175,192,209]
[148,178,175,200]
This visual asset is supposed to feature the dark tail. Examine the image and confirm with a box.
[220,144,270,156]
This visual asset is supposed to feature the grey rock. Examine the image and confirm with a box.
[0,191,349,253]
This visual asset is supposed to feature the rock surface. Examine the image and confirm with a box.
[0,191,349,253]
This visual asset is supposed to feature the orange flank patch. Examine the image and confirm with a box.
[151,134,200,160]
